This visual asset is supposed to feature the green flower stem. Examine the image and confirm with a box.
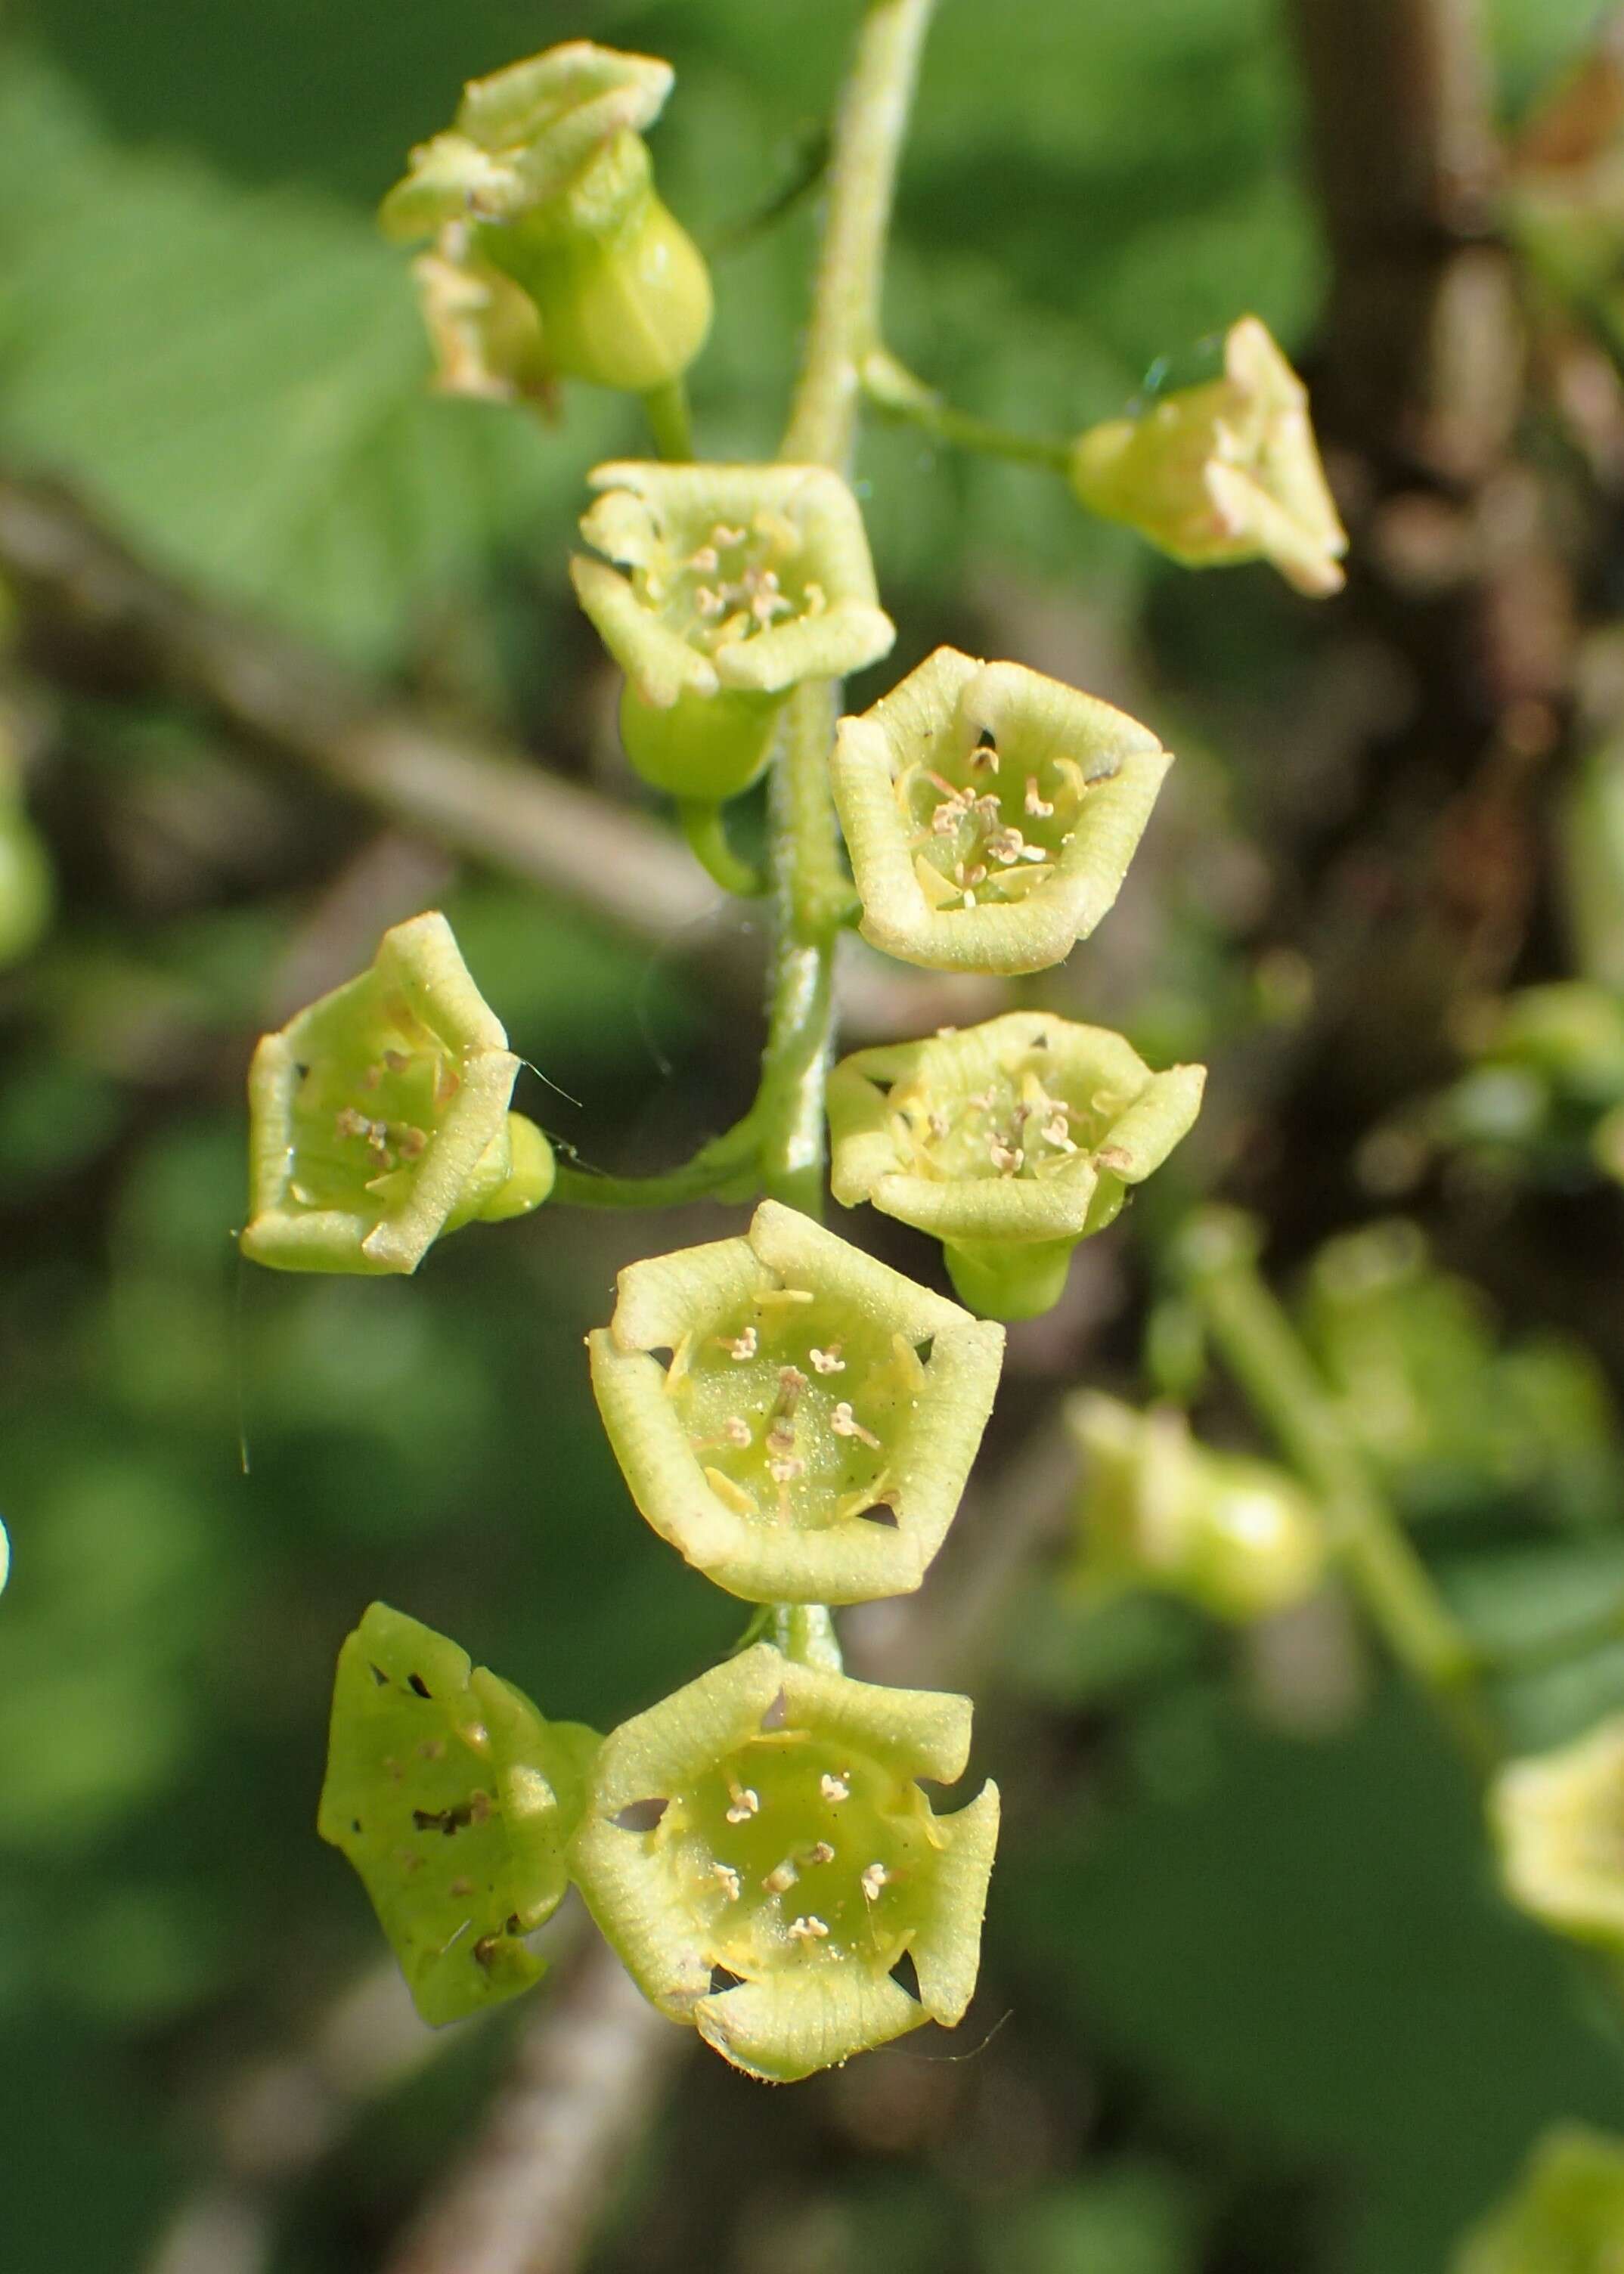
[770,1603,844,1672]
[755,0,938,1214]
[860,348,1073,474]
[552,1116,759,1210]
[677,799,766,897]
[1173,1208,1498,1765]
[641,375,695,462]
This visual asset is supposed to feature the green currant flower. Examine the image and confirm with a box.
[1065,1393,1326,1623]
[242,911,553,1276]
[380,42,711,395]
[1455,2125,1624,2274]
[572,461,895,801]
[828,1012,1205,1319]
[1069,318,1347,597]
[318,1603,600,2027]
[589,1199,1004,1604]
[570,1642,999,2081]
[830,647,1170,976]
[1490,1717,1624,1950]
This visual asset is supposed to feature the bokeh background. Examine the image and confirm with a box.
[5,1,1624,2269]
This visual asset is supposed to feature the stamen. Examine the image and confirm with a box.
[762,1859,798,1895]
[722,1328,758,1362]
[820,1772,851,1804]
[767,1454,804,1486]
[396,1126,428,1162]
[1024,776,1054,818]
[990,1140,1024,1176]
[804,1841,835,1866]
[786,1915,829,1941]
[725,1783,760,1824]
[711,1861,742,1901]
[830,1402,882,1450]
[808,1345,846,1375]
[724,1416,752,1448]
[860,1862,890,1901]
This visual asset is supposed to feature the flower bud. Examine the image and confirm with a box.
[1490,1717,1624,1952]
[241,910,551,1275]
[829,1012,1204,1320]
[570,1642,999,2080]
[589,1199,1003,1604]
[831,647,1170,975]
[380,43,711,395]
[572,462,894,800]
[1455,2125,1624,2274]
[1068,318,1347,598]
[318,1602,600,2026]
[1066,1394,1325,1624]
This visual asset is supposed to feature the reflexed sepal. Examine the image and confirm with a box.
[1490,1718,1624,1950]
[1455,2125,1624,2274]
[588,1199,1004,1603]
[572,462,894,800]
[828,1012,1205,1319]
[411,246,553,406]
[1065,1393,1326,1623]
[380,45,674,237]
[240,910,548,1275]
[380,43,711,395]
[831,647,1171,976]
[570,1643,999,2080]
[1069,318,1347,598]
[317,1603,600,2027]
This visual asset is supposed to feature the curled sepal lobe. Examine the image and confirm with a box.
[570,1644,999,2080]
[589,1200,1004,1603]
[832,647,1170,976]
[829,1012,1204,1319]
[241,910,550,1275]
[318,1603,599,2027]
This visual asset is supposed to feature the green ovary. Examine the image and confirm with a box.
[663,1290,922,1529]
[650,1733,937,1976]
[897,717,1097,913]
[284,995,470,1222]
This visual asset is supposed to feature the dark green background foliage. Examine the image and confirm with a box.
[2,2,1622,2269]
